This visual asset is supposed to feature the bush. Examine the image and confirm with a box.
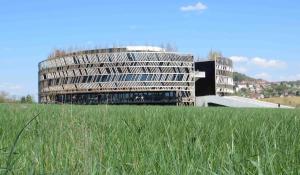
[0,91,16,103]
[20,95,34,104]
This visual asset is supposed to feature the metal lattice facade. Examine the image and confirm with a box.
[194,57,234,97]
[215,58,234,95]
[38,47,195,105]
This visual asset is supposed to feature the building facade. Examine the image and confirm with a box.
[215,58,234,95]
[38,46,195,105]
[194,57,234,96]
[39,47,234,105]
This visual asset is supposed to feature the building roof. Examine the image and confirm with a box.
[47,46,167,60]
[125,46,166,52]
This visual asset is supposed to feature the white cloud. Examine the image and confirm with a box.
[0,83,23,92]
[255,73,271,80]
[229,56,249,63]
[251,57,286,68]
[235,67,248,73]
[180,2,207,12]
[230,55,287,70]
[279,74,300,81]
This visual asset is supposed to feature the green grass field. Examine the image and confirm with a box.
[0,104,300,174]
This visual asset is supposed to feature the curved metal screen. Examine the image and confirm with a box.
[38,51,194,105]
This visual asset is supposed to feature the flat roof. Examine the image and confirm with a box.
[47,46,168,60]
[125,46,166,52]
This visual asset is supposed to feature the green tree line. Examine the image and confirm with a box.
[0,91,34,103]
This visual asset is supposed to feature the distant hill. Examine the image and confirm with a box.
[234,72,299,84]
[233,72,300,98]
[233,72,256,82]
[278,80,300,85]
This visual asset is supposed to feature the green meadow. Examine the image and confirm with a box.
[0,104,300,174]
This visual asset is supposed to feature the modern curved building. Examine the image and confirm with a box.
[38,46,195,105]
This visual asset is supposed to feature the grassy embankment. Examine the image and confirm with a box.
[260,96,300,108]
[0,104,300,174]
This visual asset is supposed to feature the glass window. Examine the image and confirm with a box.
[177,74,184,81]
[96,75,101,82]
[111,75,115,81]
[82,76,88,83]
[107,75,111,81]
[135,74,140,81]
[125,74,133,81]
[87,76,93,83]
[122,74,127,81]
[141,74,148,81]
[102,75,108,82]
[165,74,169,81]
[147,74,153,81]
[118,75,122,81]
[159,74,163,81]
[127,53,133,61]
[117,67,122,73]
[172,74,176,81]
[166,92,170,97]
[152,74,157,81]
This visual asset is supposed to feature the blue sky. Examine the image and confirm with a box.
[0,0,300,98]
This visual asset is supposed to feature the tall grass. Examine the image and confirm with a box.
[0,104,299,174]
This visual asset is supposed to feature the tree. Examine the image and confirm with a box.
[160,43,178,52]
[20,95,34,103]
[25,95,33,103]
[233,72,255,82]
[296,91,300,96]
[274,84,286,96]
[263,87,274,98]
[48,49,66,59]
[20,96,26,103]
[208,50,223,61]
[166,43,178,52]
[0,91,9,103]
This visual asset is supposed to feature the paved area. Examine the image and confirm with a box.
[196,96,294,108]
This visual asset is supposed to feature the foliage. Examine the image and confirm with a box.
[234,87,251,97]
[0,91,34,104]
[20,95,34,104]
[263,83,299,97]
[0,91,17,103]
[233,72,300,97]
[208,50,223,61]
[160,43,178,52]
[0,104,300,174]
[48,49,67,59]
[0,91,9,103]
[233,72,255,82]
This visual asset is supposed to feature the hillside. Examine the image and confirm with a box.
[278,80,300,86]
[233,72,256,82]
[233,72,300,98]
[260,96,300,108]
